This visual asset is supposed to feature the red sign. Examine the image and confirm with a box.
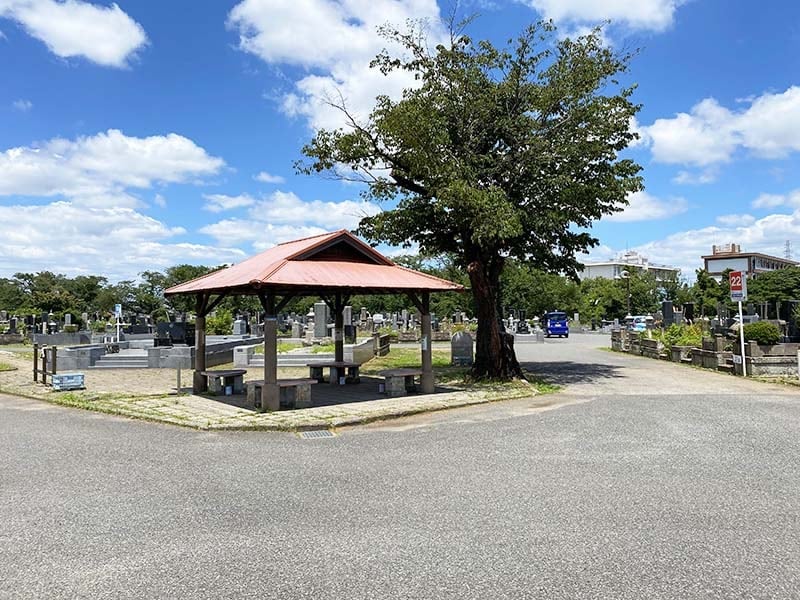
[730,270,747,302]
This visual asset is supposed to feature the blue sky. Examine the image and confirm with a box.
[1,0,799,282]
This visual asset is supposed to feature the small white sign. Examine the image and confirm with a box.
[733,354,743,364]
[114,303,122,318]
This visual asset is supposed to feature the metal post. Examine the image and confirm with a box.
[626,277,631,316]
[33,343,39,382]
[738,300,747,377]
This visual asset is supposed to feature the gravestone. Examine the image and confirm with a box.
[233,317,247,335]
[359,307,368,323]
[662,301,674,326]
[8,317,17,334]
[313,302,328,338]
[343,305,352,327]
[82,312,89,327]
[684,303,695,322]
[0,310,6,321]
[291,321,303,338]
[64,313,72,326]
[401,309,409,330]
[451,331,474,366]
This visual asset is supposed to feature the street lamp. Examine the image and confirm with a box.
[616,270,632,318]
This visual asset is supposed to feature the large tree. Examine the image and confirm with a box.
[299,21,643,379]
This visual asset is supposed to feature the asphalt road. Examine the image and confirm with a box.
[2,333,800,599]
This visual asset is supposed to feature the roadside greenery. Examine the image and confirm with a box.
[654,324,704,351]
[743,321,781,345]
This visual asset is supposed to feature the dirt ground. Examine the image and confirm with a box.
[0,347,306,396]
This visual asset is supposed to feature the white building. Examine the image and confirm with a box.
[578,251,680,281]
[702,243,798,281]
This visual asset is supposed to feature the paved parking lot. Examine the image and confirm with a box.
[2,333,799,599]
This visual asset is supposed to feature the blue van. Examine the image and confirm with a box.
[544,311,569,338]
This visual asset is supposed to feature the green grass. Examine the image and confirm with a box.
[360,348,561,395]
[254,342,302,355]
[0,362,16,372]
[310,343,335,354]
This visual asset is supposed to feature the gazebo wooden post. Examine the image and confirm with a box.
[334,292,344,364]
[420,292,434,394]
[259,292,279,412]
[193,293,208,394]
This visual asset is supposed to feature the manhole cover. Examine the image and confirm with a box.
[298,429,336,439]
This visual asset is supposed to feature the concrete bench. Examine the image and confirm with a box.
[307,361,360,385]
[379,368,423,397]
[246,379,317,410]
[201,369,247,396]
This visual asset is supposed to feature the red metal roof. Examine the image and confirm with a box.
[164,230,463,296]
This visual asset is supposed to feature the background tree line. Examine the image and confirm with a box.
[4,257,796,330]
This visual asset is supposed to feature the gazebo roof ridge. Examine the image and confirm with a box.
[164,229,463,297]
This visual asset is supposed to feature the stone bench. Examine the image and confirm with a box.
[246,379,317,410]
[379,368,423,397]
[307,361,360,385]
[200,369,247,396]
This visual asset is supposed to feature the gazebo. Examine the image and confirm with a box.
[164,230,464,410]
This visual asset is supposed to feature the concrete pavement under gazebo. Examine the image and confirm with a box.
[164,230,464,411]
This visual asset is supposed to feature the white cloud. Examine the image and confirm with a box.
[200,190,381,248]
[672,168,717,185]
[752,189,800,209]
[153,193,166,208]
[605,191,687,222]
[248,190,380,227]
[0,0,147,68]
[0,129,225,207]
[199,220,328,250]
[0,201,245,281]
[522,0,681,32]
[254,170,285,184]
[227,0,446,130]
[203,193,257,213]
[641,87,800,166]
[12,98,32,111]
[625,211,800,279]
[716,214,756,227]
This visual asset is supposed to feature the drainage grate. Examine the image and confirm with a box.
[298,429,336,439]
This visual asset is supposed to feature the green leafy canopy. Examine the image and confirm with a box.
[298,20,643,275]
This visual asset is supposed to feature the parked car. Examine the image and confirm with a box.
[543,311,569,338]
[630,315,649,332]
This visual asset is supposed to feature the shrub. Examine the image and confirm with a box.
[658,323,703,350]
[742,321,780,345]
[206,309,233,335]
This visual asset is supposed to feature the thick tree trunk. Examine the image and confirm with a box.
[467,257,524,380]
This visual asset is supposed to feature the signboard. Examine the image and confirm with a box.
[729,271,747,302]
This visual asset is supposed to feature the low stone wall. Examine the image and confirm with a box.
[54,344,107,370]
[33,332,91,346]
[56,337,258,370]
[691,348,727,370]
[744,342,800,358]
[0,333,24,345]
[234,336,381,368]
[640,338,662,359]
[670,346,692,363]
[735,355,798,377]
